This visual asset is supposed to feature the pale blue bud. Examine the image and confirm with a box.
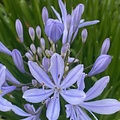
[30,44,36,54]
[81,28,88,43]
[88,54,112,76]
[40,38,45,50]
[12,49,25,73]
[25,52,34,61]
[32,79,38,87]
[42,7,49,25]
[36,26,41,39]
[15,19,24,42]
[42,57,50,72]
[28,27,35,41]
[37,47,43,58]
[101,38,110,54]
[61,43,70,57]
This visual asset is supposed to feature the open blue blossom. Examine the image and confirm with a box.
[23,53,86,120]
[51,0,99,44]
[66,76,120,120]
[12,104,41,120]
[0,66,16,112]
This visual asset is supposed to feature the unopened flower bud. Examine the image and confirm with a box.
[15,19,24,42]
[22,86,28,93]
[42,7,49,25]
[40,38,45,50]
[12,49,25,73]
[81,28,88,43]
[28,27,35,41]
[37,47,43,57]
[25,52,34,61]
[36,26,41,39]
[45,49,53,57]
[45,19,64,43]
[101,38,110,54]
[32,79,38,87]
[68,57,79,63]
[30,44,36,54]
[88,54,112,76]
[61,43,70,57]
[42,57,50,72]
[0,42,12,56]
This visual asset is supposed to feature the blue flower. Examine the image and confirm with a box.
[51,0,99,44]
[23,53,86,120]
[0,66,16,112]
[65,76,120,120]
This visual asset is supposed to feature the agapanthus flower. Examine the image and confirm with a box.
[66,76,120,120]
[51,0,99,44]
[0,66,16,112]
[12,104,41,120]
[23,53,86,120]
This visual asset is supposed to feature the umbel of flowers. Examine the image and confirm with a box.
[0,0,120,119]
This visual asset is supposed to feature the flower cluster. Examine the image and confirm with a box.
[0,0,120,120]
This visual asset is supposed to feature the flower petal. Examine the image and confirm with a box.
[79,20,99,28]
[12,105,30,117]
[0,66,6,88]
[77,73,86,91]
[58,0,67,22]
[23,89,53,103]
[2,86,16,96]
[76,106,92,120]
[28,61,54,88]
[85,76,109,101]
[49,53,64,86]
[60,89,86,105]
[81,99,120,114]
[0,96,12,112]
[60,64,84,88]
[47,94,60,120]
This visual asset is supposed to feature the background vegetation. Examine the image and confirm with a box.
[0,0,120,119]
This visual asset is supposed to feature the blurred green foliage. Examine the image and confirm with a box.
[0,0,120,119]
